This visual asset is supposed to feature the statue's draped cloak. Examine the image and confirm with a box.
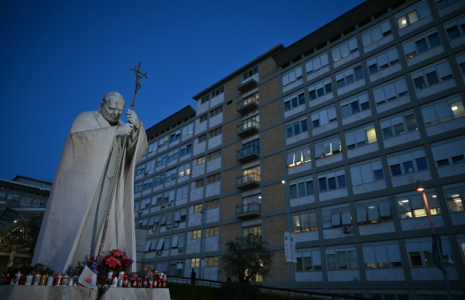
[32,110,147,273]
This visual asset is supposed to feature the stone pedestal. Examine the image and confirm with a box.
[0,285,171,300]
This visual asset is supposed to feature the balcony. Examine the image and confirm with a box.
[236,172,261,190]
[237,96,259,114]
[236,202,261,218]
[236,145,260,162]
[237,119,260,138]
[236,79,258,94]
[235,235,262,247]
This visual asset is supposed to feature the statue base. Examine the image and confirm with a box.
[0,285,171,300]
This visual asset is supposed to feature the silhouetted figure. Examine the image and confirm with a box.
[191,269,196,285]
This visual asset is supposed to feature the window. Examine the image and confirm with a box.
[134,183,142,193]
[350,160,384,186]
[199,114,208,123]
[444,185,465,213]
[143,178,153,190]
[387,149,429,176]
[295,250,322,271]
[170,130,181,142]
[176,185,188,201]
[196,156,205,165]
[395,1,431,29]
[396,191,440,219]
[403,29,442,59]
[421,95,465,126]
[356,199,392,224]
[195,179,204,189]
[241,166,261,183]
[146,159,155,172]
[406,237,454,267]
[306,53,329,75]
[205,256,219,267]
[206,226,219,237]
[243,225,262,238]
[243,66,258,81]
[209,127,222,139]
[362,244,402,269]
[201,95,209,104]
[239,115,260,132]
[210,106,223,117]
[287,145,311,167]
[458,52,465,74]
[411,60,453,91]
[431,137,465,166]
[336,65,364,89]
[282,66,303,87]
[156,154,167,167]
[211,86,224,98]
[367,48,400,75]
[322,206,352,229]
[314,136,341,158]
[308,78,332,101]
[436,0,463,10]
[206,199,220,210]
[345,124,377,149]
[340,93,370,118]
[380,112,418,139]
[178,163,191,177]
[165,168,177,182]
[168,149,179,162]
[286,118,308,138]
[148,142,157,153]
[198,134,207,143]
[192,230,202,239]
[240,92,259,109]
[331,37,358,62]
[318,170,346,193]
[284,91,305,112]
[206,173,221,185]
[180,143,192,156]
[208,149,221,161]
[292,212,317,233]
[289,177,314,199]
[154,173,165,186]
[136,165,145,176]
[444,14,465,41]
[311,106,337,129]
[190,258,200,268]
[373,77,409,105]
[152,194,162,207]
[326,248,358,270]
[241,139,260,156]
[361,20,392,47]
[182,122,194,137]
[193,203,203,213]
[158,135,169,147]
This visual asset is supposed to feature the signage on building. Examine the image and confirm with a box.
[284,232,297,263]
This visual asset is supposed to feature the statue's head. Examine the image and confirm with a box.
[101,92,125,125]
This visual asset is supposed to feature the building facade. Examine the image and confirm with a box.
[0,176,51,272]
[134,0,465,298]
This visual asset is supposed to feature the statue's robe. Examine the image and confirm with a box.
[32,110,147,273]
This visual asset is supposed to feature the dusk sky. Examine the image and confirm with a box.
[0,0,365,183]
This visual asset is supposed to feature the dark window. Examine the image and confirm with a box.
[404,114,417,131]
[428,32,441,48]
[337,79,345,89]
[403,161,415,173]
[285,101,291,111]
[350,101,360,114]
[416,157,428,171]
[446,26,461,40]
[328,177,337,190]
[294,122,301,135]
[319,178,327,192]
[313,120,320,128]
[301,120,308,132]
[369,64,378,74]
[290,185,297,199]
[390,164,402,176]
[373,170,384,180]
[309,90,317,100]
[451,155,465,163]
[306,181,314,195]
[413,77,426,90]
[426,71,439,86]
[338,175,347,188]
[354,66,364,80]
[298,94,305,105]
[346,74,355,85]
[460,62,465,74]
[317,88,325,97]
[291,97,298,108]
[415,38,429,54]
[437,159,450,166]
[325,82,333,93]
[361,101,370,111]
[410,252,423,266]
[298,182,306,196]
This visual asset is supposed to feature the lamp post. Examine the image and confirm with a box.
[200,205,207,280]
[416,180,452,300]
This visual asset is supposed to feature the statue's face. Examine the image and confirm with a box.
[101,98,124,125]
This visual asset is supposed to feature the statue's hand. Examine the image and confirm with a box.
[126,109,141,131]
[116,123,133,137]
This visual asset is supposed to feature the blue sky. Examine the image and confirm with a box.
[0,0,365,182]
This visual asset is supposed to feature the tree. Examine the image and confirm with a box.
[221,234,273,283]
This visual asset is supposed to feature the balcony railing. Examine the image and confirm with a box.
[237,97,259,114]
[236,202,261,218]
[236,145,260,162]
[236,172,261,190]
[237,119,260,138]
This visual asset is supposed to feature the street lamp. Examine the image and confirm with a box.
[416,180,452,300]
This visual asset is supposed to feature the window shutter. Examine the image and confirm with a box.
[377,53,389,67]
[410,194,424,210]
[384,83,397,100]
[432,144,448,161]
[367,202,379,221]
[323,140,331,155]
[346,132,356,147]
[295,67,303,79]
[436,61,452,80]
[356,204,367,223]
[374,246,388,263]
[331,208,341,227]
[171,236,179,248]
[328,107,337,121]
[332,137,340,151]
[156,238,165,251]
[315,142,323,158]
[379,200,391,218]
[313,57,321,70]
[363,246,376,264]
[349,38,358,51]
[387,244,402,262]
[374,87,386,104]
[321,53,329,66]
[351,166,363,186]
[341,206,351,225]
[144,241,152,252]
[416,1,431,18]
[434,102,451,120]
[362,32,372,46]
[422,106,437,124]
[361,163,373,183]
[380,20,391,34]
[403,41,416,56]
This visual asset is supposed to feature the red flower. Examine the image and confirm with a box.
[105,257,121,268]
[110,249,124,258]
